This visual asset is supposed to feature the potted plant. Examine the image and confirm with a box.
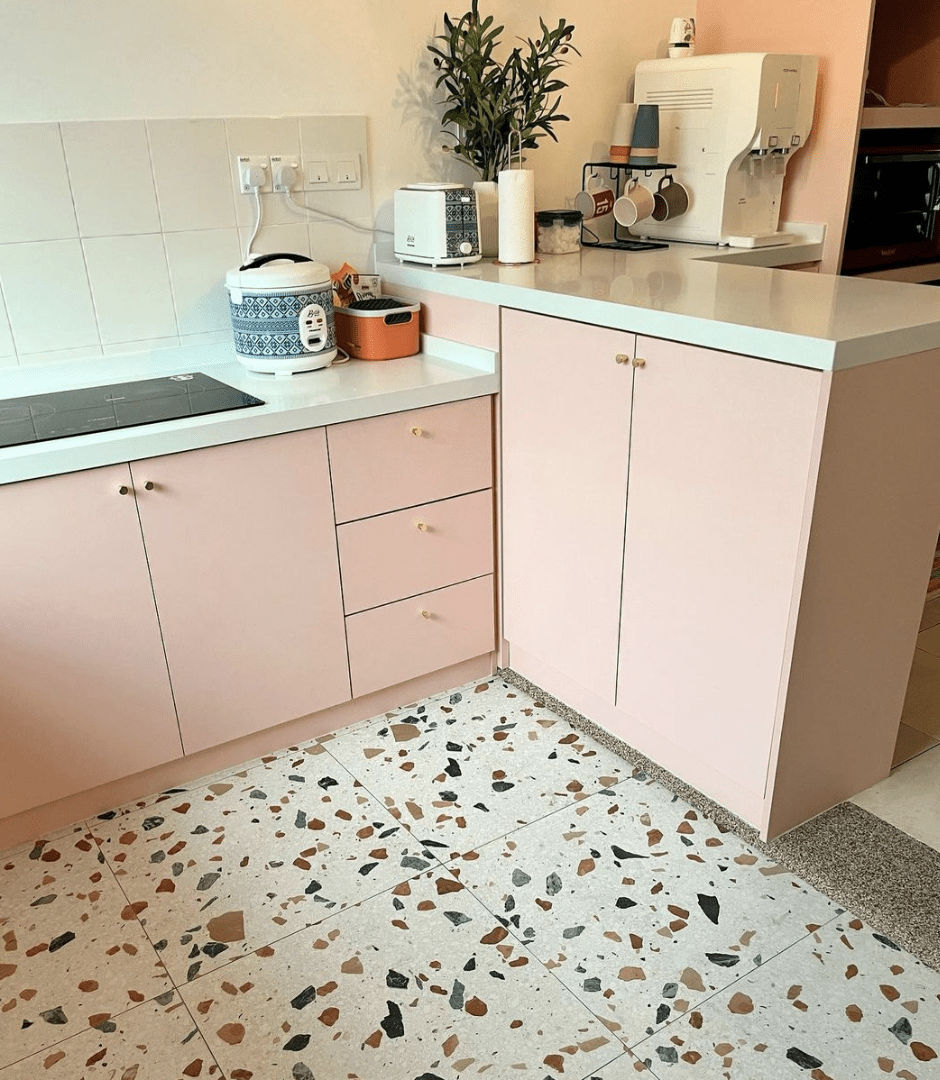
[428,2,578,254]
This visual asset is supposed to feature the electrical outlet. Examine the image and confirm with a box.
[235,154,272,194]
[270,154,302,192]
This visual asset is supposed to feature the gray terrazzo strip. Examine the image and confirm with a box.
[498,666,940,973]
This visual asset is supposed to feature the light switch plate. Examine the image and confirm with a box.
[302,152,362,191]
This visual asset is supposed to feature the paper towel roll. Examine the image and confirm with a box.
[498,169,535,264]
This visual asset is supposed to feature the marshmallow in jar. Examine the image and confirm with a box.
[536,209,582,254]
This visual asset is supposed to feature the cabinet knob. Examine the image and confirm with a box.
[118,484,130,496]
[420,609,432,619]
[144,481,155,491]
[615,353,630,365]
[411,426,424,437]
[632,357,646,368]
[415,520,428,532]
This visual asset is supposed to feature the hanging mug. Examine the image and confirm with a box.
[575,175,615,220]
[651,174,690,221]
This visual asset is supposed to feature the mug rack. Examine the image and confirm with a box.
[580,160,676,251]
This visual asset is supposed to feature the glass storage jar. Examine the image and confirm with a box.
[536,209,582,254]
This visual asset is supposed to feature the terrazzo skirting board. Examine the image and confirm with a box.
[0,653,497,854]
[499,667,940,975]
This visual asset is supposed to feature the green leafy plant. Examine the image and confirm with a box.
[428,2,579,182]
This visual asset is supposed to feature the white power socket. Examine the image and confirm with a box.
[270,154,302,192]
[235,155,271,194]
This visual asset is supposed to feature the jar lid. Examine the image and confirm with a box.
[537,209,583,226]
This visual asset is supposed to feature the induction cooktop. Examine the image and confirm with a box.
[0,373,265,449]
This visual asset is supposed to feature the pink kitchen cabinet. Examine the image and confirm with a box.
[130,429,350,754]
[0,464,181,818]
[617,336,823,797]
[501,308,635,703]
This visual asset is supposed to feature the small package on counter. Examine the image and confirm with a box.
[331,264,382,307]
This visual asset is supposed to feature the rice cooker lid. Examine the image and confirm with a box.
[225,252,331,291]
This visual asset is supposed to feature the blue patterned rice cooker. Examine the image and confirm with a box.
[225,252,337,375]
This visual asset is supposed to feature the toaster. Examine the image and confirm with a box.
[393,183,482,267]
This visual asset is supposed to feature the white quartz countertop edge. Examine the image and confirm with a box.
[0,336,497,486]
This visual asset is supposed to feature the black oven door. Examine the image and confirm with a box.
[843,149,940,271]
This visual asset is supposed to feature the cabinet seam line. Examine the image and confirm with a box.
[613,346,637,707]
[325,428,354,701]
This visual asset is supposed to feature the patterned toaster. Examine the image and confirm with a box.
[393,183,482,267]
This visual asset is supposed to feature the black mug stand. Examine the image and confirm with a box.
[580,161,676,251]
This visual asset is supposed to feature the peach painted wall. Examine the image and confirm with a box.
[867,0,940,105]
[695,0,875,273]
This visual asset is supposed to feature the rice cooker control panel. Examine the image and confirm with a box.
[299,303,328,352]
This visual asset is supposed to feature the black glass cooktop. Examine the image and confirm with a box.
[0,373,265,449]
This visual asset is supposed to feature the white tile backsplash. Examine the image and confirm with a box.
[164,228,241,335]
[61,121,161,237]
[0,114,371,368]
[84,234,178,344]
[0,240,99,355]
[0,124,78,244]
[148,119,237,232]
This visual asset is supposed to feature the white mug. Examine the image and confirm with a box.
[613,178,655,228]
[575,175,615,220]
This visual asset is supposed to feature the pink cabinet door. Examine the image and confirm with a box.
[0,464,181,818]
[346,575,495,698]
[501,309,635,703]
[328,397,493,523]
[131,429,350,754]
[617,337,823,796]
[337,489,494,614]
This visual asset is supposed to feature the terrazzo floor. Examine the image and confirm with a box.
[2,677,939,1079]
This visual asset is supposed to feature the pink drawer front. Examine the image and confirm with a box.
[328,396,493,523]
[346,575,495,697]
[338,489,494,614]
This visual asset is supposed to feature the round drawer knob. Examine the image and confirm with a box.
[415,521,428,532]
[632,357,646,368]
[411,426,424,437]
[144,481,155,491]
[615,353,630,365]
[420,609,432,619]
[118,485,130,496]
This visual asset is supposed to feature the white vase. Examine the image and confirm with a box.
[473,180,499,257]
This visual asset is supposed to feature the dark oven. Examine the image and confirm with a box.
[843,129,940,272]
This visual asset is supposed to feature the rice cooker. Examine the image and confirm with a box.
[225,252,337,375]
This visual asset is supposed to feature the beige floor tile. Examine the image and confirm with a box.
[892,722,940,768]
[916,621,940,658]
[852,744,940,854]
[900,648,940,739]
[920,596,940,632]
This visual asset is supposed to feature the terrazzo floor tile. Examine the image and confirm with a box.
[180,868,622,1079]
[88,742,445,986]
[0,829,171,1069]
[447,776,838,1049]
[0,989,222,1078]
[626,918,940,1078]
[325,678,630,857]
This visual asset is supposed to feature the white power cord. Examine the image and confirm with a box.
[282,191,393,236]
[244,187,263,261]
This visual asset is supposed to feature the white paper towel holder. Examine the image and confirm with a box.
[496,128,536,266]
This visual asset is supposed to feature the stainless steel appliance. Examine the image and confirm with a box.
[0,374,263,449]
[843,128,940,273]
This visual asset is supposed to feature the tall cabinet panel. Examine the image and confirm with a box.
[131,429,350,754]
[501,308,635,703]
[0,464,181,818]
[617,337,824,795]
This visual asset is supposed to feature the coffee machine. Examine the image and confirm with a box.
[633,53,818,247]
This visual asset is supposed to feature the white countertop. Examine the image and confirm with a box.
[376,229,940,370]
[0,336,497,486]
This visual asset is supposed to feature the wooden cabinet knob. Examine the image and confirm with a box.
[615,353,630,365]
[144,481,155,491]
[411,426,424,437]
[632,357,646,368]
[118,485,130,495]
[420,609,432,619]
[415,520,428,532]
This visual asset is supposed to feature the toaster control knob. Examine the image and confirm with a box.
[459,241,473,255]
